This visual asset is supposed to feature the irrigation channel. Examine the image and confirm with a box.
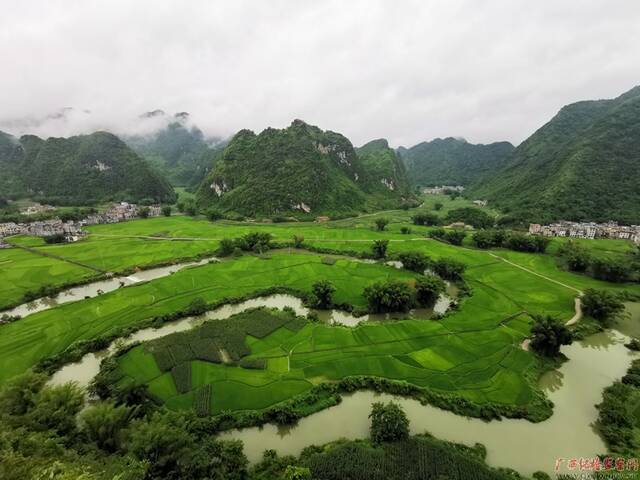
[3,257,219,318]
[42,281,640,477]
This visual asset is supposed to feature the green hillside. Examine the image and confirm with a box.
[0,130,176,205]
[470,85,640,224]
[398,138,514,187]
[196,120,414,216]
[126,117,224,187]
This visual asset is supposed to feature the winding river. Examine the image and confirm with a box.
[43,284,640,477]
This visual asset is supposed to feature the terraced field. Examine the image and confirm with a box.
[2,213,639,422]
[0,253,417,383]
[113,307,534,415]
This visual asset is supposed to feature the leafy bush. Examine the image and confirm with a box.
[581,289,625,325]
[529,315,572,357]
[369,401,410,445]
[504,233,549,253]
[397,251,429,273]
[411,213,439,226]
[431,258,466,280]
[312,280,336,308]
[444,229,466,245]
[375,218,389,231]
[415,275,446,307]
[371,239,389,259]
[363,281,414,313]
[445,207,494,229]
[471,229,506,249]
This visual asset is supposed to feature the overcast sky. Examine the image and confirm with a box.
[1,0,639,147]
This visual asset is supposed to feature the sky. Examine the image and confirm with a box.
[1,0,639,147]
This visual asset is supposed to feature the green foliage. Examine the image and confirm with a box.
[138,207,150,219]
[196,121,412,217]
[0,371,48,416]
[399,137,514,188]
[411,212,439,226]
[301,436,517,480]
[371,239,389,259]
[470,86,640,224]
[0,131,175,205]
[557,241,592,272]
[399,226,411,234]
[312,280,336,308]
[590,258,635,283]
[79,402,135,452]
[471,229,506,249]
[529,315,573,357]
[431,258,466,280]
[504,233,549,253]
[445,207,494,229]
[293,235,305,248]
[369,401,410,444]
[374,218,389,231]
[434,201,443,211]
[363,280,414,313]
[443,229,466,245]
[206,208,223,221]
[28,383,85,436]
[283,465,312,480]
[161,205,172,217]
[126,120,222,187]
[415,275,446,307]
[44,233,66,244]
[581,289,625,325]
[397,251,429,273]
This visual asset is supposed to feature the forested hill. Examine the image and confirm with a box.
[0,130,175,205]
[469,85,640,225]
[397,137,514,187]
[126,112,224,187]
[356,138,412,196]
[196,120,414,217]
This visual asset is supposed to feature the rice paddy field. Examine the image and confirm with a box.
[1,208,639,419]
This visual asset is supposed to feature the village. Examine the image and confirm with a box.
[0,202,162,248]
[529,221,640,244]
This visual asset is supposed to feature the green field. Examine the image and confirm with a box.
[113,307,535,415]
[1,211,639,420]
[0,247,98,309]
[0,253,417,383]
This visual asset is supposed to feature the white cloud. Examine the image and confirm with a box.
[1,0,639,146]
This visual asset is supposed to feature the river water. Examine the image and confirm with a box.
[46,284,640,477]
[49,290,457,387]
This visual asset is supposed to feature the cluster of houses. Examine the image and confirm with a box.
[423,185,465,195]
[0,202,162,247]
[19,203,57,216]
[529,221,640,243]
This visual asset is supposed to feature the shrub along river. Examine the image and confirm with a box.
[39,280,639,477]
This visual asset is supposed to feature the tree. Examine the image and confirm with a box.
[237,232,272,253]
[369,401,409,444]
[206,208,223,221]
[292,235,305,248]
[312,280,335,308]
[218,238,236,256]
[412,212,439,226]
[398,251,430,273]
[0,371,47,416]
[443,229,466,246]
[582,289,625,325]
[431,258,466,280]
[283,465,311,480]
[28,383,85,436]
[161,205,172,217]
[415,275,446,307]
[434,202,443,211]
[591,258,633,283]
[79,402,135,452]
[185,297,207,316]
[529,315,573,357]
[138,207,150,219]
[125,412,192,479]
[375,218,389,231]
[445,207,493,229]
[558,241,591,272]
[371,239,389,259]
[363,281,414,313]
[400,226,411,235]
[471,229,506,249]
